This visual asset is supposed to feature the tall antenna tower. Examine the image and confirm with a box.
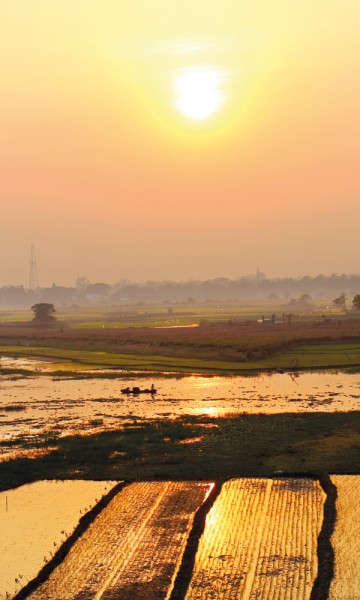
[29,242,39,293]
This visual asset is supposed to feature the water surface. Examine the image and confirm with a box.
[1,357,359,460]
[0,480,116,598]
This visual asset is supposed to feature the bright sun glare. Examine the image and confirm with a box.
[174,67,224,121]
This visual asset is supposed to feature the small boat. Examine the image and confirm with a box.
[121,386,157,395]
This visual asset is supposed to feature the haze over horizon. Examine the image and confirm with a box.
[1,1,359,288]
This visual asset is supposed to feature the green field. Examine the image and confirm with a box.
[1,342,360,375]
[1,412,359,491]
[1,302,360,374]
[0,300,350,329]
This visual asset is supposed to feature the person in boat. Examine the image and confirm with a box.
[151,383,156,393]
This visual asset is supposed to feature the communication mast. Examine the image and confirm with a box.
[29,242,39,293]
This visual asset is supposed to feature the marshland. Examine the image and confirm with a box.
[1,303,360,598]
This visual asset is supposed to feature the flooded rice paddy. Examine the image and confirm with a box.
[0,480,117,599]
[186,478,324,599]
[0,357,359,461]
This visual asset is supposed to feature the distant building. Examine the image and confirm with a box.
[257,314,283,325]
[256,267,266,282]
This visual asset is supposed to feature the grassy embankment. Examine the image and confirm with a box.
[1,342,360,375]
[1,412,359,491]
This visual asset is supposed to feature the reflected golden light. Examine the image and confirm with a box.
[200,482,216,502]
[206,504,220,528]
[174,66,225,120]
[187,376,221,388]
[179,436,203,445]
[198,406,222,417]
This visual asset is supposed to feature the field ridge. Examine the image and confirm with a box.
[310,473,337,600]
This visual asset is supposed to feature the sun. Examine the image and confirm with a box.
[174,66,225,121]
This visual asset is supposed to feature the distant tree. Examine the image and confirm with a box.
[352,294,360,310]
[75,276,90,290]
[333,293,347,311]
[85,283,111,296]
[0,285,28,308]
[299,294,312,304]
[31,303,56,322]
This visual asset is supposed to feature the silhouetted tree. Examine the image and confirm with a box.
[333,293,347,311]
[352,294,360,310]
[31,303,56,322]
[75,276,90,290]
[299,293,312,305]
[85,283,111,296]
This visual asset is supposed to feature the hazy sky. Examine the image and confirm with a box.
[1,1,359,287]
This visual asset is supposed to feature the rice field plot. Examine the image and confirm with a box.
[0,480,117,600]
[28,481,211,600]
[329,475,360,600]
[186,478,325,599]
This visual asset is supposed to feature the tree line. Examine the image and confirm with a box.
[1,273,360,308]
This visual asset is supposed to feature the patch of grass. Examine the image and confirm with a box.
[1,412,359,491]
[0,367,36,376]
[245,343,360,371]
[1,341,360,375]
[0,345,249,373]
[1,313,360,374]
[1,404,26,412]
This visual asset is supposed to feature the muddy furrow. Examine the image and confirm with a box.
[310,473,337,600]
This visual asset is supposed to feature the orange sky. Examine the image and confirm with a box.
[1,0,359,286]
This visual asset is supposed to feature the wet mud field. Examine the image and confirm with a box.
[1,358,359,461]
[1,477,359,600]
